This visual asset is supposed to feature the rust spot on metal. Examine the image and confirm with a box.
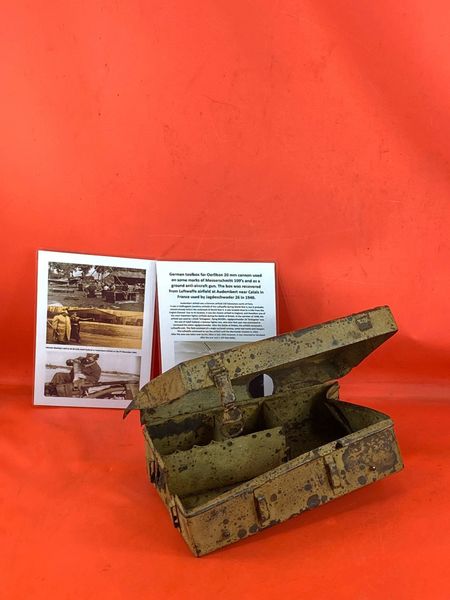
[268,519,281,527]
[307,495,321,509]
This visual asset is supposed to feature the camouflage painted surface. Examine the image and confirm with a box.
[126,306,403,556]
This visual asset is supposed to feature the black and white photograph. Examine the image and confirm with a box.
[46,305,144,349]
[44,349,140,402]
[48,262,146,312]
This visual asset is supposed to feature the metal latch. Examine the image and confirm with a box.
[207,358,243,438]
[254,494,271,524]
[324,454,342,490]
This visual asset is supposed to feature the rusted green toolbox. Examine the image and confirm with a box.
[125,306,403,556]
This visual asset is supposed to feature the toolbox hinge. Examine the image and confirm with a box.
[148,458,158,483]
[169,501,180,529]
[207,358,244,438]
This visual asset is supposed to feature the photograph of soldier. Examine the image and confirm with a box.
[50,310,71,343]
[46,306,144,349]
[48,262,146,312]
[69,311,90,343]
[44,351,140,400]
[49,353,101,387]
[86,282,97,298]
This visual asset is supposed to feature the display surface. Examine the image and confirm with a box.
[2,385,448,599]
[1,0,449,596]
[128,306,402,556]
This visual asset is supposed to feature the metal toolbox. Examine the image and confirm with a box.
[125,306,403,556]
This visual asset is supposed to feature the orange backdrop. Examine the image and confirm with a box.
[1,2,449,599]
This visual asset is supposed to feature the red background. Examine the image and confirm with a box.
[1,2,449,598]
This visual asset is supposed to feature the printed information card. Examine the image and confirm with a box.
[34,251,156,408]
[156,261,277,372]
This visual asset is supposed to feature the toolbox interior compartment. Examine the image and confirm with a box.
[129,306,402,556]
[146,403,288,499]
[144,383,389,509]
[147,402,269,455]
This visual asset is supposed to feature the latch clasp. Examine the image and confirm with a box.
[324,454,342,490]
[254,494,271,524]
[208,359,243,438]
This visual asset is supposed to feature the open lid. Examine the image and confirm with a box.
[125,305,397,415]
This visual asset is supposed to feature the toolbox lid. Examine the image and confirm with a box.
[125,305,397,415]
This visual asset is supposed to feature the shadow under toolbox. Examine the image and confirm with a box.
[125,305,403,556]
